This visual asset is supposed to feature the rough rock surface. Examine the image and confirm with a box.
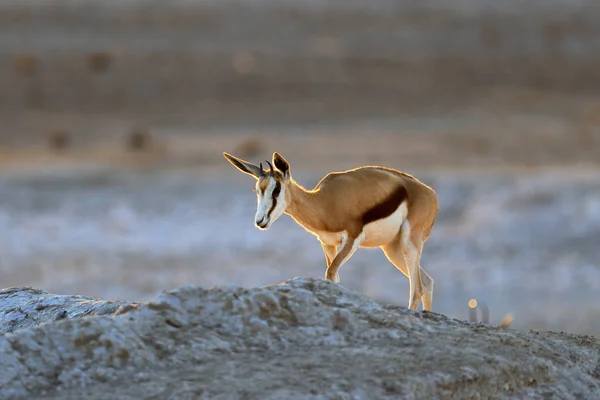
[0,287,138,336]
[0,278,599,400]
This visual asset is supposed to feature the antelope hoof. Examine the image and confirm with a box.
[325,270,338,282]
[408,291,423,310]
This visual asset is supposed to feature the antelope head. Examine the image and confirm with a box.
[223,151,292,230]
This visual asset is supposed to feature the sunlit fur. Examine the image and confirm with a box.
[223,151,439,311]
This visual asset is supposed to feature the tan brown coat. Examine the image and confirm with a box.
[223,151,439,311]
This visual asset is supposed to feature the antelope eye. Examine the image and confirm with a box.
[272,186,281,197]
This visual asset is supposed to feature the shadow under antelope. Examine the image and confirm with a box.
[223,152,439,311]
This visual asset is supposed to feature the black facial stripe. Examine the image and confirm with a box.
[266,181,281,218]
[272,182,281,197]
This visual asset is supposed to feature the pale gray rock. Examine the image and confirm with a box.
[0,278,599,400]
[0,287,139,335]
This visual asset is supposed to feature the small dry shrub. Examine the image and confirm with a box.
[47,130,70,152]
[87,52,113,73]
[479,25,500,48]
[235,137,264,158]
[13,53,37,77]
[127,128,152,152]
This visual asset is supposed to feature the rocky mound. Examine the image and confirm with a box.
[0,278,599,399]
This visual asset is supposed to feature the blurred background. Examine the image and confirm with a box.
[0,0,599,334]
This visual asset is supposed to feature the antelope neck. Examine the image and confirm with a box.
[284,180,325,232]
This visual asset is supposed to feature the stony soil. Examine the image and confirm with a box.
[1,279,599,400]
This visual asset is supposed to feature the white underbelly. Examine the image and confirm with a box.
[361,201,408,247]
[314,202,408,248]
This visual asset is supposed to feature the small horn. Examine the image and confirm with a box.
[259,162,265,177]
[265,160,274,177]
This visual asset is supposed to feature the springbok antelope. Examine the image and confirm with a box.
[223,152,439,311]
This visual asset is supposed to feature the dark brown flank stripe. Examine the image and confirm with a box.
[361,185,408,225]
[266,181,281,218]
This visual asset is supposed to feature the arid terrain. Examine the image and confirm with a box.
[1,279,599,400]
[0,0,599,334]
[0,2,599,398]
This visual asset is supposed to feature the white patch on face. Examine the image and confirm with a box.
[254,177,286,230]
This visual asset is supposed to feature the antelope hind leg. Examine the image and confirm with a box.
[400,222,425,311]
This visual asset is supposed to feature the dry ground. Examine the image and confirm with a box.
[1,279,599,400]
[0,0,599,339]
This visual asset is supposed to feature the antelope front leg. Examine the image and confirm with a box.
[321,243,339,282]
[325,233,364,282]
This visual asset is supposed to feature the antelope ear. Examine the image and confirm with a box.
[223,152,263,179]
[272,152,290,181]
